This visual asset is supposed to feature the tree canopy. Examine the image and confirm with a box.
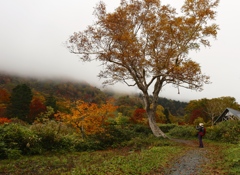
[67,0,219,137]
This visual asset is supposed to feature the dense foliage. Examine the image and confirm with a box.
[0,121,153,159]
[185,97,240,125]
[205,121,240,143]
[1,119,239,160]
[168,125,197,139]
[158,97,188,116]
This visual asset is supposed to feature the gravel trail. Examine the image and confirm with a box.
[163,138,209,175]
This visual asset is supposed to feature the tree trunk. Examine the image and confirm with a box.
[141,78,168,138]
[147,110,168,138]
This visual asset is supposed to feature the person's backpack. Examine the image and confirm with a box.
[202,127,206,136]
[199,127,206,136]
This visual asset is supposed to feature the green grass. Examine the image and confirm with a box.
[223,143,240,174]
[71,146,183,175]
[0,139,184,175]
[0,136,239,175]
[201,140,240,175]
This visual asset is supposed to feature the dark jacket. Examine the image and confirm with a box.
[196,126,206,136]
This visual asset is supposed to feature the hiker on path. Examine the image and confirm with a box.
[196,123,206,148]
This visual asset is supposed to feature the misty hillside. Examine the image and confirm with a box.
[0,72,110,104]
[0,72,187,116]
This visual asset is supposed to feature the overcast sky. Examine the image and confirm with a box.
[0,0,239,103]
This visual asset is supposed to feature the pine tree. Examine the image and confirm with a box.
[6,84,33,122]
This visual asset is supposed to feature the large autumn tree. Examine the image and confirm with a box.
[56,99,117,138]
[67,0,219,137]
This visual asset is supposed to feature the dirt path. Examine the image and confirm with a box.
[163,138,209,175]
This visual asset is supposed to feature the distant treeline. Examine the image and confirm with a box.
[0,72,187,116]
[157,97,187,116]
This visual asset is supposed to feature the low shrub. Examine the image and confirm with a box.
[168,125,197,139]
[0,120,83,159]
[159,124,177,133]
[75,139,104,151]
[168,121,240,144]
[30,120,79,151]
[123,134,174,151]
[90,126,133,149]
[131,124,152,135]
[206,121,240,144]
[0,123,41,159]
[75,125,151,151]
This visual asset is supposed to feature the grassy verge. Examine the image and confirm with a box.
[1,136,238,175]
[0,138,185,175]
[201,140,240,175]
[222,143,240,174]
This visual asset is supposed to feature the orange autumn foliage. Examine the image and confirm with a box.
[0,117,11,124]
[0,88,10,103]
[0,88,10,118]
[56,99,117,135]
[130,108,147,125]
[28,97,47,123]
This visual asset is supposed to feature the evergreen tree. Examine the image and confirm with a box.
[6,84,33,122]
[163,108,171,124]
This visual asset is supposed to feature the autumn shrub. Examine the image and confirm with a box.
[30,120,79,151]
[0,117,11,124]
[8,117,28,126]
[206,121,240,144]
[168,125,197,139]
[0,123,41,159]
[75,125,143,151]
